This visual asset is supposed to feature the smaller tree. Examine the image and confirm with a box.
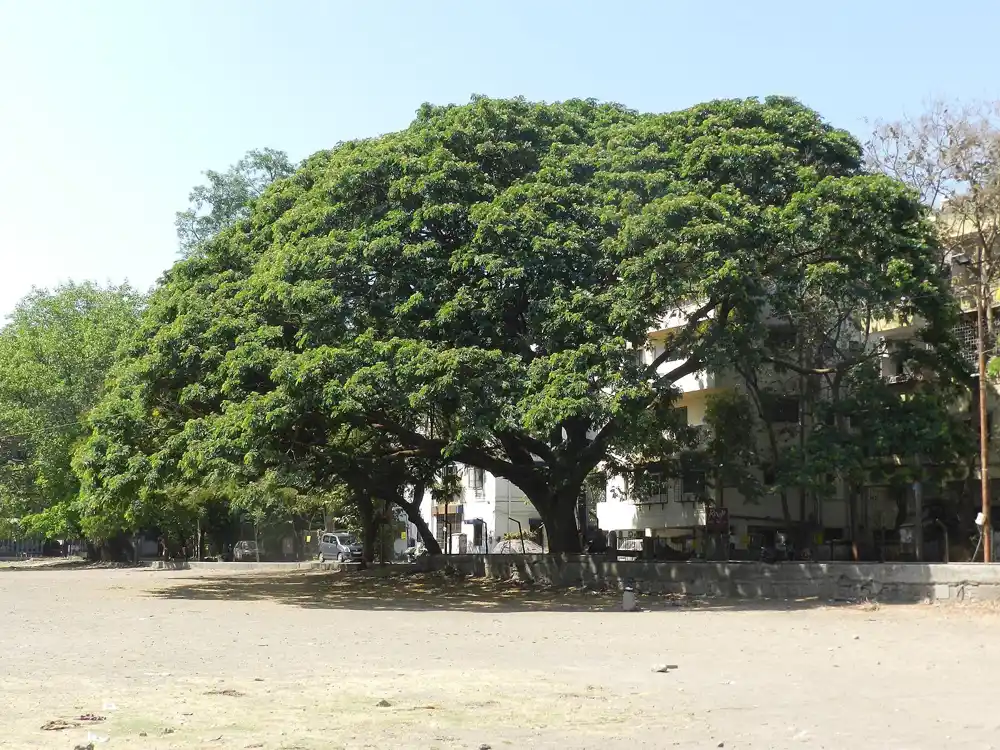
[0,282,144,544]
[231,475,301,563]
[804,361,974,542]
[703,390,763,506]
[175,147,295,257]
[867,99,1000,559]
[866,100,1000,259]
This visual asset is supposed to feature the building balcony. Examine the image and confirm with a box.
[597,497,707,532]
[649,356,721,393]
[675,368,718,393]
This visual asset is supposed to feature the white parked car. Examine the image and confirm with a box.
[233,540,263,561]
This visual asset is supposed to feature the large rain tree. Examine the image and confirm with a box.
[81,96,946,553]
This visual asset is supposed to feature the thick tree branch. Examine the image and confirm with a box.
[382,448,434,460]
[497,429,555,465]
[583,300,732,465]
[559,416,591,458]
[644,297,718,375]
[392,487,442,555]
[371,412,543,491]
[762,347,880,376]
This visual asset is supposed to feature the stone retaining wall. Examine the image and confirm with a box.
[428,554,1000,602]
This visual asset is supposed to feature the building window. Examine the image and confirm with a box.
[638,472,681,503]
[762,395,799,424]
[468,467,486,492]
[763,464,776,485]
[766,327,797,354]
[682,471,706,497]
[435,510,464,551]
[953,309,1000,365]
[648,472,668,498]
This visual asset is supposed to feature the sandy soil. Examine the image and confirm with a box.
[1,563,999,750]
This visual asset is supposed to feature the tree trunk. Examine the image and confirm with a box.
[759,405,792,529]
[289,520,302,561]
[848,481,862,561]
[830,374,854,556]
[379,498,392,565]
[893,484,908,530]
[741,370,795,532]
[543,505,582,554]
[394,488,442,555]
[527,488,583,554]
[357,493,377,564]
[86,532,134,563]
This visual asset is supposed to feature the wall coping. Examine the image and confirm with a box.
[436,554,1000,586]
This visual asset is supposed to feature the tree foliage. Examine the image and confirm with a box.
[82,96,949,553]
[175,147,295,257]
[703,390,763,502]
[867,99,997,532]
[0,282,144,538]
[867,100,1000,338]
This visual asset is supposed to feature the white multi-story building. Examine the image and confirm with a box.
[595,309,900,559]
[413,299,974,559]
[418,466,541,554]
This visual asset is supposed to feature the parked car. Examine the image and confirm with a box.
[404,542,428,562]
[318,531,363,562]
[233,540,264,562]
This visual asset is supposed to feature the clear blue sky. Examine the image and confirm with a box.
[1,0,998,318]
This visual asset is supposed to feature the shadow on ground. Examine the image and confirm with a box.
[0,559,113,572]
[147,570,876,613]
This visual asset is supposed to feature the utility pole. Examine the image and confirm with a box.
[978,241,992,563]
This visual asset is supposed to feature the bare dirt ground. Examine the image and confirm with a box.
[2,563,999,750]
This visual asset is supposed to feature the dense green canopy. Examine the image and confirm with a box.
[78,96,956,552]
[0,282,144,538]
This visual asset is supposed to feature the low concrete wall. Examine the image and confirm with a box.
[432,554,1000,603]
[142,555,1000,603]
[140,560,358,573]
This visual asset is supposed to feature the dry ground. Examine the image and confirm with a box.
[1,563,999,750]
